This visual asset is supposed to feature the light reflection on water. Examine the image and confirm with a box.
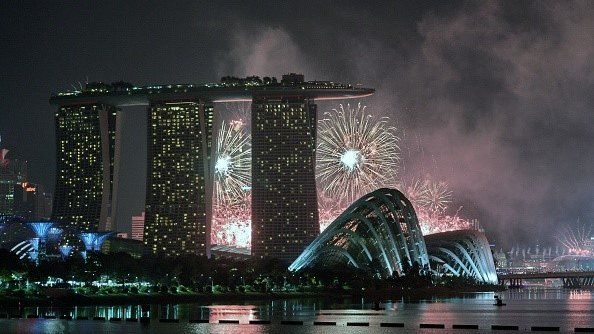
[0,288,593,333]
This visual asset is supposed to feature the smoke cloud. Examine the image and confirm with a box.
[218,1,594,246]
[393,1,594,245]
[1,1,591,244]
[217,27,320,79]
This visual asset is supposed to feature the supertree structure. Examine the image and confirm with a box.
[26,221,58,263]
[79,232,114,252]
[27,221,55,239]
[59,245,74,260]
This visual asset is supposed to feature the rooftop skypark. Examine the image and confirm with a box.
[49,74,374,105]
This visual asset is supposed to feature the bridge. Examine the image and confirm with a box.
[498,271,594,288]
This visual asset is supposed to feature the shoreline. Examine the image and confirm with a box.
[364,285,506,300]
[0,286,504,308]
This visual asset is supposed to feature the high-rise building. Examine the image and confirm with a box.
[131,212,145,241]
[50,77,373,259]
[103,236,145,258]
[0,153,27,216]
[251,80,320,262]
[116,232,129,238]
[144,101,213,257]
[52,101,119,231]
[1,139,52,220]
[17,182,53,220]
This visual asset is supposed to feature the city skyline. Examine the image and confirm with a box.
[47,75,372,260]
[1,1,593,248]
[0,3,593,331]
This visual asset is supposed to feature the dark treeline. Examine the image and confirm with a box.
[0,248,489,301]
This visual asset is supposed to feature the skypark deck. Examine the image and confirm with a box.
[49,75,374,106]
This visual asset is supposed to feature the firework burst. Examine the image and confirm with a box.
[318,194,342,232]
[398,178,428,208]
[213,120,251,206]
[398,177,474,235]
[212,194,252,248]
[317,103,400,207]
[418,180,452,215]
[223,101,251,129]
[417,209,478,235]
[212,216,251,248]
[398,178,451,215]
[211,104,253,248]
[557,220,593,255]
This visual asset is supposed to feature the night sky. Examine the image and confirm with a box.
[1,1,592,247]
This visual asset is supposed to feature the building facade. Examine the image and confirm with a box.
[17,182,53,220]
[131,212,145,241]
[50,77,373,259]
[251,90,319,262]
[143,101,213,256]
[52,103,119,231]
[103,237,146,258]
[0,156,27,216]
[0,144,51,220]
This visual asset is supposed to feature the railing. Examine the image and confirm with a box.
[499,271,594,279]
[498,271,594,288]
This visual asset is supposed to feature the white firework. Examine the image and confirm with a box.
[224,101,251,129]
[213,120,251,206]
[318,194,342,232]
[317,103,400,206]
[397,177,472,235]
[418,180,452,215]
[212,194,252,248]
[398,178,429,209]
[557,220,593,255]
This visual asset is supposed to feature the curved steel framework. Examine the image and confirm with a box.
[425,230,498,284]
[289,188,429,278]
[10,240,36,260]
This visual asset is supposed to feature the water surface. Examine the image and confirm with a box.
[1,288,593,333]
